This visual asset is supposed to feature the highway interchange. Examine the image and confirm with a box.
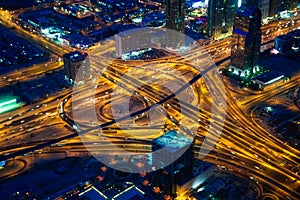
[0,9,300,200]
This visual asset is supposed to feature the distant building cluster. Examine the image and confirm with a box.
[0,26,45,67]
[275,30,300,55]
[1,0,299,53]
[191,0,298,39]
[15,8,96,49]
[55,2,94,18]
[5,0,298,54]
[11,0,165,50]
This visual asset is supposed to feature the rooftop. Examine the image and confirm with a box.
[252,71,285,85]
[79,186,107,200]
[116,27,152,38]
[152,130,193,153]
[112,185,144,200]
[63,51,88,62]
[62,33,94,48]
[79,183,144,200]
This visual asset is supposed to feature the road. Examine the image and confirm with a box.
[0,11,300,199]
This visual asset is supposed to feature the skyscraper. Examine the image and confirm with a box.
[225,0,240,35]
[259,0,271,22]
[165,0,185,48]
[230,6,262,77]
[269,0,279,20]
[63,51,90,85]
[150,130,215,198]
[166,0,185,34]
[207,0,225,38]
[151,130,193,195]
[207,0,238,40]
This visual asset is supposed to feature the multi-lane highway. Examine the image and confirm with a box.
[1,10,300,200]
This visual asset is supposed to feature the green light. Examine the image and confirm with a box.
[0,98,16,107]
[0,95,23,114]
[0,103,22,114]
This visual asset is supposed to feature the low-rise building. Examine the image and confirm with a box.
[62,33,94,49]
[252,71,285,90]
[275,30,300,55]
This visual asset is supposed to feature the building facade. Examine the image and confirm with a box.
[165,0,185,48]
[114,28,152,57]
[259,0,271,23]
[207,0,239,40]
[151,130,194,195]
[63,51,90,85]
[269,0,279,20]
[151,130,215,198]
[230,6,262,77]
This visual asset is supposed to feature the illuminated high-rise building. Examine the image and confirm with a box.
[166,0,185,34]
[151,131,194,195]
[230,6,262,77]
[259,0,271,22]
[225,0,240,35]
[207,0,238,40]
[151,130,214,197]
[63,51,90,85]
[166,0,185,48]
[269,0,279,19]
